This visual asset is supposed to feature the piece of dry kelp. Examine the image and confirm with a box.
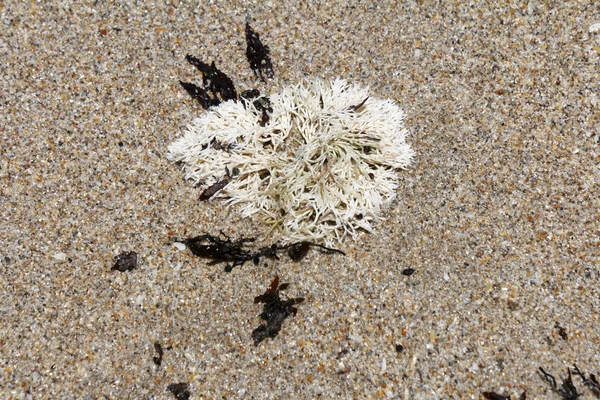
[252,276,304,345]
[167,382,190,400]
[174,232,344,272]
[539,367,580,400]
[245,22,274,80]
[111,251,138,272]
[153,341,163,366]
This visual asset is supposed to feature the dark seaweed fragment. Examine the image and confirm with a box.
[483,391,526,400]
[240,89,261,101]
[185,55,237,101]
[482,392,510,400]
[198,178,229,201]
[539,367,580,400]
[572,365,600,397]
[253,96,273,126]
[555,321,568,340]
[284,241,345,261]
[179,81,217,110]
[245,22,274,80]
[175,232,344,272]
[402,268,415,276]
[167,382,190,400]
[180,232,255,272]
[181,55,237,108]
[252,276,304,345]
[153,341,163,366]
[347,96,369,112]
[111,251,138,272]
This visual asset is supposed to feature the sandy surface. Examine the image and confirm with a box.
[1,1,599,399]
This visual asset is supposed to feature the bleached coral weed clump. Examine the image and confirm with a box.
[168,79,414,245]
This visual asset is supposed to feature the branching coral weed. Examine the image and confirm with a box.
[168,78,414,245]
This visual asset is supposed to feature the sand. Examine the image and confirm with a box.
[1,1,599,398]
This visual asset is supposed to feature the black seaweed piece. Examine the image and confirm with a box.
[555,321,568,340]
[286,242,310,261]
[182,233,255,271]
[167,382,190,400]
[153,341,163,366]
[205,60,237,101]
[252,276,304,345]
[402,268,415,276]
[245,22,274,80]
[483,392,527,400]
[111,251,138,272]
[572,365,600,397]
[253,96,273,126]
[539,367,580,400]
[179,81,217,110]
[348,96,369,112]
[240,89,260,101]
[184,55,237,104]
[284,241,345,261]
[482,392,510,400]
[198,178,229,201]
[177,233,344,272]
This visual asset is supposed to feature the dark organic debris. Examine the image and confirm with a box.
[167,382,190,400]
[179,81,217,110]
[180,55,237,109]
[199,166,236,201]
[245,22,274,80]
[173,232,344,272]
[348,96,369,112]
[539,366,580,400]
[285,241,344,261]
[402,268,415,276]
[572,365,600,397]
[198,178,229,201]
[186,55,237,102]
[482,391,527,400]
[240,88,261,101]
[153,341,163,366]
[482,392,510,400]
[555,321,568,340]
[395,344,404,353]
[252,275,304,345]
[111,251,138,272]
[253,96,273,126]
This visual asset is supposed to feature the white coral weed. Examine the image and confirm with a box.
[168,78,414,245]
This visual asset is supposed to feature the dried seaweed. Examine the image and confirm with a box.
[111,251,138,272]
[167,382,190,400]
[252,276,304,345]
[198,178,229,201]
[555,321,568,340]
[572,365,600,398]
[245,22,274,80]
[179,81,217,110]
[482,391,527,400]
[153,341,163,366]
[174,233,344,272]
[180,55,237,109]
[539,367,580,400]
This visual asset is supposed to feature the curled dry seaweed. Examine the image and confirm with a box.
[245,22,274,80]
[252,276,304,345]
[111,251,138,272]
[174,232,344,272]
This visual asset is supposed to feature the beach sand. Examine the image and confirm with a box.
[1,1,599,398]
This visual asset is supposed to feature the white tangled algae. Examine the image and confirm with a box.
[168,78,414,245]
